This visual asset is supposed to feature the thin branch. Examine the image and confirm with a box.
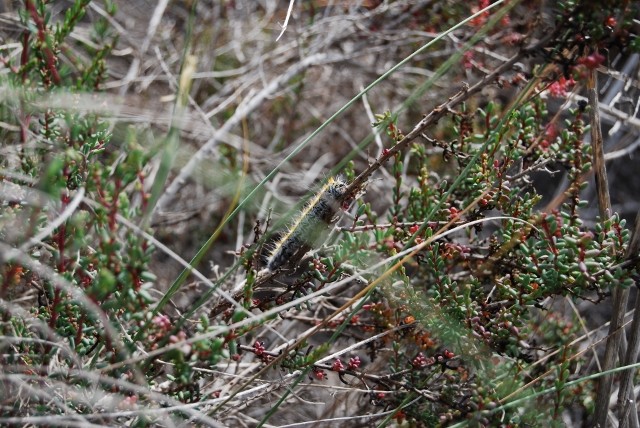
[155,52,345,213]
[343,34,553,200]
[618,207,640,428]
[18,187,84,251]
[275,0,296,42]
[590,61,626,428]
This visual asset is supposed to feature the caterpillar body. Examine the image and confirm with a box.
[267,176,349,271]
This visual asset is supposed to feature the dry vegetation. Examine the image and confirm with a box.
[2,0,640,426]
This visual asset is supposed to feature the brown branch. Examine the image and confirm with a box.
[590,62,628,428]
[618,208,640,428]
[342,33,555,201]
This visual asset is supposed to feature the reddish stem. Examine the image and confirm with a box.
[49,224,66,329]
[25,0,61,85]
[20,31,29,82]
[19,31,32,144]
[1,265,20,299]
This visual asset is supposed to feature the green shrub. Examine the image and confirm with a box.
[1,0,639,426]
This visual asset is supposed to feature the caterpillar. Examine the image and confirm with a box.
[267,176,349,271]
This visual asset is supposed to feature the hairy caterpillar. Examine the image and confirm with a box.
[267,176,349,271]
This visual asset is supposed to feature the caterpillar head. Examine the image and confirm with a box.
[326,176,348,201]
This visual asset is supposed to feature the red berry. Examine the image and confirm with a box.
[332,359,345,371]
[348,356,361,369]
[313,369,327,380]
[578,52,605,69]
[253,341,266,356]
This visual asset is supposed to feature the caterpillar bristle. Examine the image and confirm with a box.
[267,176,348,271]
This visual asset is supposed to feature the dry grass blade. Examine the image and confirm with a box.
[590,62,630,428]
[618,208,640,428]
[3,1,640,426]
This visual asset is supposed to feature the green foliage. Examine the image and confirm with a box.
[2,0,640,426]
[1,0,173,417]
[340,99,633,424]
